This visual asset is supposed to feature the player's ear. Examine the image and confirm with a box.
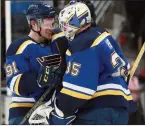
[30,20,35,26]
[30,20,40,31]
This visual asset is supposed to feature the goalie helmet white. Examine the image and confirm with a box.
[58,2,91,40]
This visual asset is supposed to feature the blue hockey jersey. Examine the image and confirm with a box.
[56,27,135,118]
[5,29,66,120]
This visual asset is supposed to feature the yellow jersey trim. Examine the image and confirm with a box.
[61,88,91,100]
[91,32,111,48]
[52,32,65,41]
[14,74,22,96]
[10,103,34,108]
[61,88,133,101]
[92,90,133,100]
[16,40,34,54]
[66,49,71,56]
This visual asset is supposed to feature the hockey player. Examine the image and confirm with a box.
[28,2,136,125]
[5,3,68,125]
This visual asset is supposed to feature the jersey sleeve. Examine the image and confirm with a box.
[56,47,100,117]
[52,29,68,78]
[52,29,68,56]
[91,32,129,81]
[107,35,130,70]
[5,43,41,97]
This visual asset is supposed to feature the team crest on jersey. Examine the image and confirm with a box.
[37,54,61,67]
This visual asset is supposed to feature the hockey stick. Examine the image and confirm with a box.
[20,87,53,124]
[129,42,145,81]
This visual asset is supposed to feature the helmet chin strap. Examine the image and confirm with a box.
[30,19,52,44]
[31,26,51,44]
[31,26,42,37]
[29,18,43,37]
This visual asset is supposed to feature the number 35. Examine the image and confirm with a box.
[66,62,81,76]
[5,61,18,77]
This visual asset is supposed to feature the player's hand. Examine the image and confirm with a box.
[128,76,141,102]
[37,66,62,88]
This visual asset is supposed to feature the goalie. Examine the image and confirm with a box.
[29,1,136,125]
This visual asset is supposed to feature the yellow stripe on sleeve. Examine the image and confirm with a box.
[60,88,92,100]
[92,90,133,101]
[14,74,22,96]
[91,32,111,48]
[10,103,34,108]
[52,32,65,41]
[16,40,33,54]
[66,49,71,56]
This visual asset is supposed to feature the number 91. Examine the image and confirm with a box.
[5,61,18,77]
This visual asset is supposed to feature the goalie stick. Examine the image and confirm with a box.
[129,42,145,81]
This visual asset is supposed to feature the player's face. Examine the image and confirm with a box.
[40,17,55,40]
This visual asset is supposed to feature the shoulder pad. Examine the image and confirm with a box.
[7,36,36,56]
[90,27,111,47]
[95,27,108,34]
[52,29,65,41]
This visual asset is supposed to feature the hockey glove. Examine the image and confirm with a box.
[37,65,62,88]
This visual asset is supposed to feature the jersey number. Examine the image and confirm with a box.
[111,51,126,67]
[111,51,128,81]
[5,61,18,77]
[66,62,81,76]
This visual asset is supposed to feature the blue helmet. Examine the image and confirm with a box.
[25,3,56,21]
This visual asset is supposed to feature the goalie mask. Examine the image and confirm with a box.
[58,2,91,41]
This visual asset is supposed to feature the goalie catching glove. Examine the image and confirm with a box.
[29,92,76,125]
